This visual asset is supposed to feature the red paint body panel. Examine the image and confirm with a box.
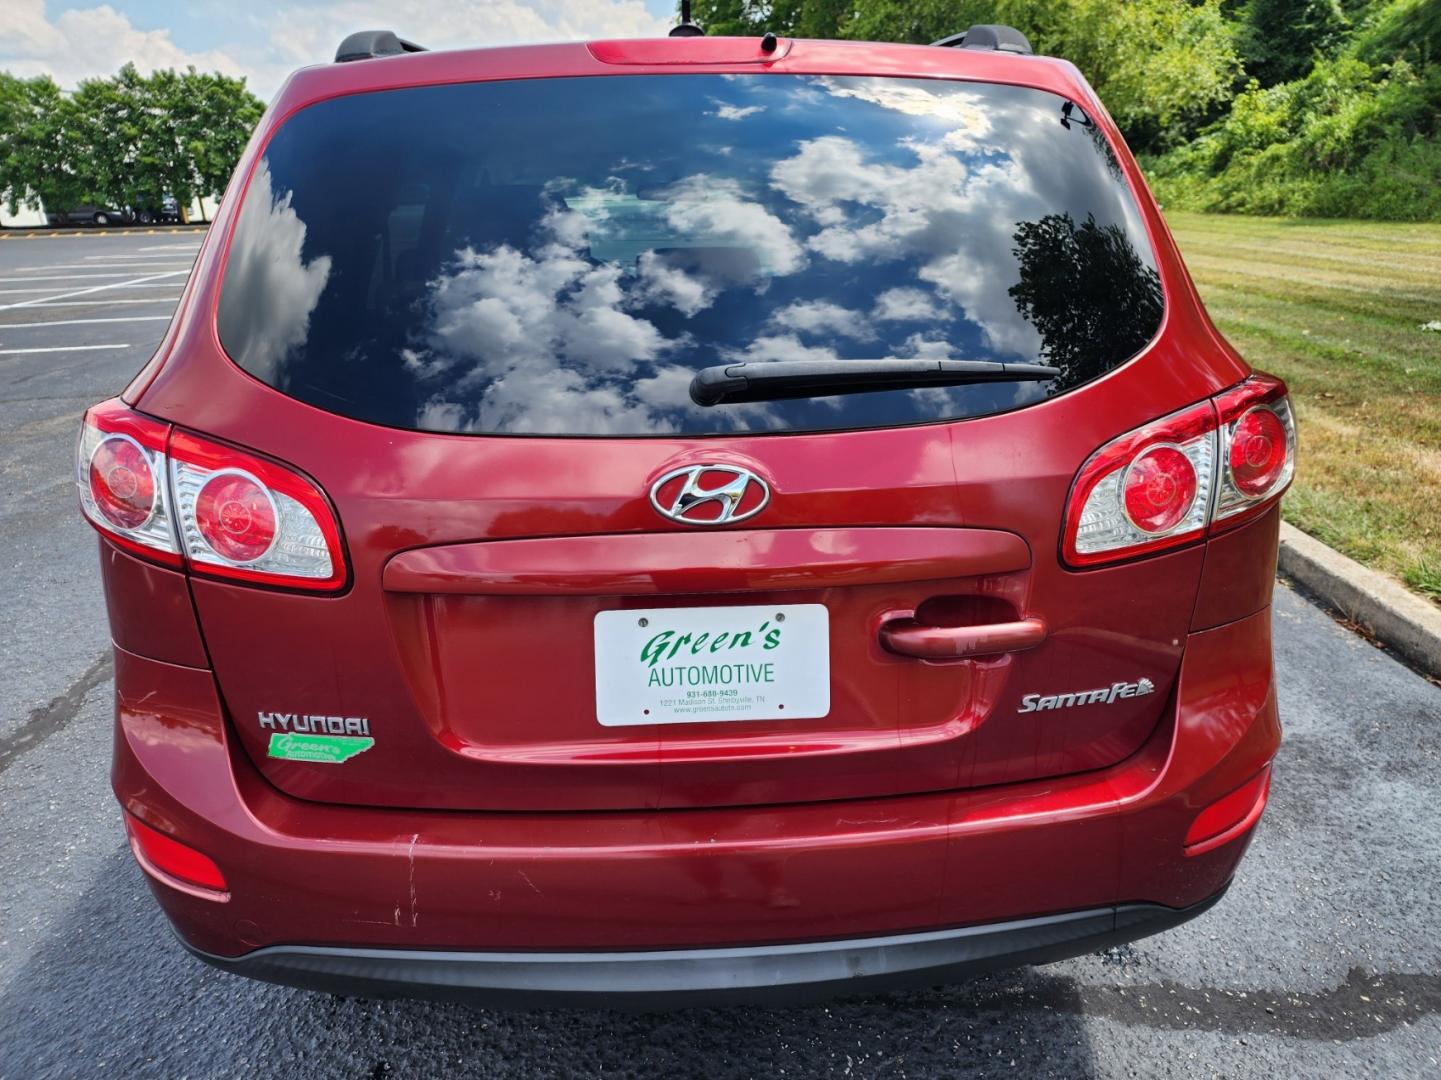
[588,36,796,65]
[382,527,1031,595]
[1192,505,1281,630]
[112,603,1277,957]
[96,35,1284,981]
[98,540,208,667]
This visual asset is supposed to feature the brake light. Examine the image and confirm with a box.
[1062,375,1295,567]
[89,437,156,528]
[77,400,346,591]
[1064,400,1215,567]
[77,402,182,566]
[1229,409,1287,495]
[1213,375,1297,527]
[1123,445,1200,534]
[170,429,345,590]
[194,472,277,562]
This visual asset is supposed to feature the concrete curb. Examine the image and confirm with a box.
[1278,521,1441,679]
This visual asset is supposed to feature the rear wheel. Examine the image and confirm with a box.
[137,210,154,225]
[93,213,111,227]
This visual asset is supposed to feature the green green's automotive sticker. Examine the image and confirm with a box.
[267,732,374,764]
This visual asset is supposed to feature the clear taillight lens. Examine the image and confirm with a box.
[77,400,346,591]
[77,402,182,566]
[1063,374,1296,567]
[169,430,343,589]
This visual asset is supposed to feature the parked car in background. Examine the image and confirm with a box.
[79,22,1294,1008]
[130,195,183,225]
[46,204,124,227]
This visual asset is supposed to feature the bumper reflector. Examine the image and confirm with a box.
[125,815,228,893]
[1184,766,1272,856]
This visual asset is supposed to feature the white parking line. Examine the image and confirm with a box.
[0,344,132,355]
[0,283,183,297]
[0,273,162,283]
[5,263,192,272]
[0,270,188,311]
[31,298,180,307]
[0,315,171,329]
[85,252,198,261]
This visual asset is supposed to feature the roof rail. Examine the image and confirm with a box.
[335,30,428,63]
[931,24,1034,55]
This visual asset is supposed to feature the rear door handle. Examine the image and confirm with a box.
[878,615,1047,660]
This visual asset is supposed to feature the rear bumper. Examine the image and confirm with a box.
[183,889,1226,1009]
[112,604,1279,1000]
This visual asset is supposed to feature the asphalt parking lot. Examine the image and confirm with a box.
[2,228,1440,1078]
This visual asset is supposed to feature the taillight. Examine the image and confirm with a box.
[1064,400,1215,567]
[77,400,346,591]
[170,429,346,590]
[1213,375,1297,528]
[77,401,182,566]
[1062,374,1295,567]
[1122,445,1200,534]
[194,472,277,562]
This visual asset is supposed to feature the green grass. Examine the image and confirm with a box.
[1167,211,1441,605]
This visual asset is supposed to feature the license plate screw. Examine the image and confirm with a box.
[638,617,649,627]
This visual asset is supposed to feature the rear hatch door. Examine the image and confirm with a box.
[180,67,1202,811]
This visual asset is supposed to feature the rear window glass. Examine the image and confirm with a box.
[217,74,1163,437]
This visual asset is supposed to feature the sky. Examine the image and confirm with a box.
[2,0,679,101]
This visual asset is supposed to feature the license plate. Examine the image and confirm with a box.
[594,603,830,727]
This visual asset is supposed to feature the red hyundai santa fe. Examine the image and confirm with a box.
[78,24,1291,1007]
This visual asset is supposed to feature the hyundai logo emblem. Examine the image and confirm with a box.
[649,464,770,526]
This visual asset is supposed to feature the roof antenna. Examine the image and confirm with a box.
[670,1,704,37]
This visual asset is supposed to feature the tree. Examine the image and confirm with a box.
[686,0,852,37]
[0,64,262,219]
[841,0,1243,149]
[69,66,158,212]
[1008,212,1164,387]
[685,2,1243,152]
[1239,0,1349,86]
[177,69,265,214]
[74,64,264,219]
[0,73,92,214]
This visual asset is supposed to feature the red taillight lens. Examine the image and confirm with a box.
[1062,374,1296,567]
[1213,375,1296,527]
[1184,767,1272,856]
[195,471,278,563]
[125,815,228,894]
[1229,408,1287,496]
[77,399,347,591]
[88,435,157,529]
[1123,445,1199,534]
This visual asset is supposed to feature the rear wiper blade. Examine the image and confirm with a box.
[689,358,1061,407]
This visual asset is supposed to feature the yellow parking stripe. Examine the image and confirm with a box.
[0,226,206,241]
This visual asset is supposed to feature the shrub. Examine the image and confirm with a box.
[1146,55,1441,219]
